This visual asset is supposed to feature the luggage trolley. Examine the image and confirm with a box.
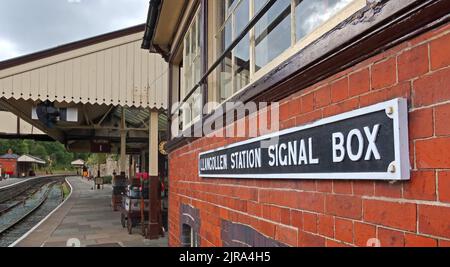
[120,173,150,235]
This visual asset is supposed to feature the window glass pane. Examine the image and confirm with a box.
[180,8,202,129]
[227,0,238,14]
[192,19,197,56]
[295,0,353,42]
[253,0,269,16]
[219,52,233,101]
[254,0,291,72]
[233,0,250,92]
[194,56,201,87]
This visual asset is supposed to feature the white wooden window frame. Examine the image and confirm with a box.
[214,0,366,104]
[182,7,202,131]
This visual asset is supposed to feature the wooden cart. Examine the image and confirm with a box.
[120,196,149,235]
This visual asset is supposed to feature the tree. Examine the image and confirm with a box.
[29,144,48,160]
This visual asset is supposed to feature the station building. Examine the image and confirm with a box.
[142,0,450,247]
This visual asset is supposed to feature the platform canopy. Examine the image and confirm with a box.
[17,154,46,165]
[0,24,168,153]
[71,159,85,167]
[0,24,167,109]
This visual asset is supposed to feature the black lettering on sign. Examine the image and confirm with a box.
[199,98,410,180]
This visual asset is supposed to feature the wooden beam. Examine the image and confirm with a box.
[0,98,65,142]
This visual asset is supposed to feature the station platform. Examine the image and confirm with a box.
[15,176,168,247]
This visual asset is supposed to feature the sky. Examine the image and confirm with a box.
[0,0,149,61]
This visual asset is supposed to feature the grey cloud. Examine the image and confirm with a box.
[0,0,148,61]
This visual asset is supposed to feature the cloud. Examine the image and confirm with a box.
[0,39,20,61]
[0,0,148,61]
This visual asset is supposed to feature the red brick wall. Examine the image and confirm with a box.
[168,22,450,247]
[0,159,17,176]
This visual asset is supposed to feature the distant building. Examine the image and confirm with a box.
[0,149,46,178]
[0,151,20,177]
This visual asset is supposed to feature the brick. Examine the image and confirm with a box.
[438,171,450,203]
[298,231,326,247]
[398,45,429,81]
[408,108,434,139]
[288,97,302,119]
[409,23,450,46]
[297,180,317,192]
[435,103,450,136]
[247,201,262,217]
[335,218,354,244]
[275,225,298,247]
[439,240,450,247]
[326,239,349,247]
[413,68,450,107]
[280,101,290,122]
[353,181,375,196]
[325,194,362,220]
[333,180,353,194]
[386,82,411,100]
[314,85,331,108]
[403,171,437,201]
[430,33,450,70]
[359,89,387,107]
[255,219,276,238]
[404,234,437,247]
[372,57,397,90]
[378,228,405,247]
[318,214,334,238]
[301,93,314,113]
[363,199,417,231]
[296,192,325,213]
[303,212,318,233]
[330,77,349,103]
[259,189,296,208]
[374,181,402,198]
[295,110,323,126]
[262,205,282,223]
[419,205,450,238]
[349,68,370,97]
[354,222,376,247]
[323,97,359,117]
[291,210,303,230]
[280,208,291,225]
[317,180,333,193]
[416,137,450,169]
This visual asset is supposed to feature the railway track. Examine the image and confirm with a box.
[0,177,67,247]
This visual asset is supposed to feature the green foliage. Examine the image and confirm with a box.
[0,139,76,169]
[87,153,108,166]
[0,139,117,170]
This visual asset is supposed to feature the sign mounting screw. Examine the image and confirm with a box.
[386,107,394,116]
[388,163,396,173]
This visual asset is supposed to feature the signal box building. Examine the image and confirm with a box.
[142,0,450,247]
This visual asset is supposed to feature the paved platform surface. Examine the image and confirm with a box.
[16,176,168,247]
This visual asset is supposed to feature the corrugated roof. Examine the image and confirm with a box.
[17,154,46,164]
[0,25,168,109]
[0,153,20,159]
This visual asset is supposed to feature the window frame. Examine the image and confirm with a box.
[170,0,367,139]
[211,0,366,105]
[180,7,203,131]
